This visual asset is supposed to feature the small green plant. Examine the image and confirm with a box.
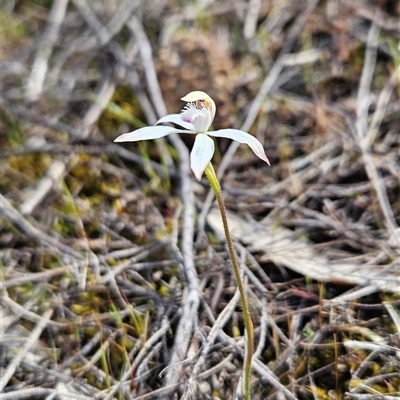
[114,90,270,399]
[105,101,171,190]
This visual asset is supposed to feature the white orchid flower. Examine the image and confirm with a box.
[114,91,270,180]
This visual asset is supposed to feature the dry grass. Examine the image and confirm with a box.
[1,0,399,399]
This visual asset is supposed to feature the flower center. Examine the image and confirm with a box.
[180,100,213,133]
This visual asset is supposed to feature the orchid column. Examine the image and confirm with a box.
[114,91,270,399]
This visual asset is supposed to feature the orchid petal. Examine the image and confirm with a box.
[114,126,182,142]
[208,129,270,165]
[156,114,195,131]
[180,105,199,125]
[190,134,215,181]
[192,109,212,132]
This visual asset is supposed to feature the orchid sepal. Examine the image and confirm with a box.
[208,128,270,165]
[114,125,186,142]
[190,134,215,181]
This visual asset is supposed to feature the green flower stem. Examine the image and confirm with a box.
[204,162,254,400]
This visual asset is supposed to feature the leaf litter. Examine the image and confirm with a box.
[1,1,399,399]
